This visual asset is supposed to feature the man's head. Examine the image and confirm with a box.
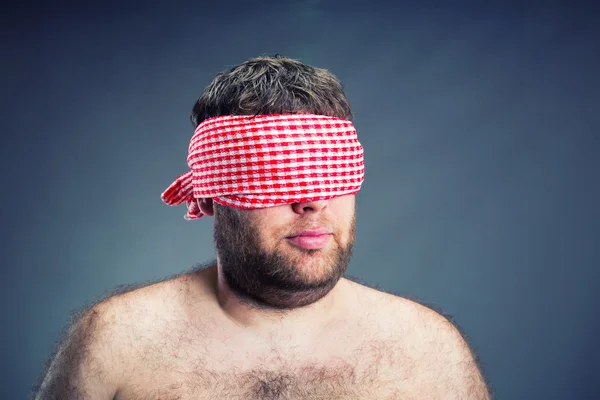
[176,55,360,311]
[190,55,353,128]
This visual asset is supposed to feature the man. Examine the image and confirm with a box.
[33,55,493,399]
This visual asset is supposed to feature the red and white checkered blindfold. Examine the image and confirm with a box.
[161,114,365,220]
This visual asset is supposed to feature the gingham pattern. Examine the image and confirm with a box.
[161,114,365,220]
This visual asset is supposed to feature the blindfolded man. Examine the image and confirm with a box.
[34,55,492,400]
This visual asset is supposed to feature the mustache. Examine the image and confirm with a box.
[283,218,336,237]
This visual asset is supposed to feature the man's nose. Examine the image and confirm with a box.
[291,199,328,214]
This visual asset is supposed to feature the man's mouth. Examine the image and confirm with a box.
[286,228,332,249]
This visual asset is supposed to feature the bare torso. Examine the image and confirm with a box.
[108,267,443,399]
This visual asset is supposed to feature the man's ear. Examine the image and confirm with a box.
[198,198,214,216]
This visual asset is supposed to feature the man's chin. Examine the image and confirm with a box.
[281,243,335,261]
[280,252,341,282]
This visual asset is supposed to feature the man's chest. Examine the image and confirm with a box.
[116,336,419,400]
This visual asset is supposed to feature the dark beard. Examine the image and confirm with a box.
[213,204,355,311]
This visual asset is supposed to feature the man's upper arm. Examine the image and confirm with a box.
[33,300,126,400]
[414,308,494,400]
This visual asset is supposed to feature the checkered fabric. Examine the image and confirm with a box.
[161,114,365,220]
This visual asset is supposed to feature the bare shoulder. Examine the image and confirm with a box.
[92,269,209,341]
[345,276,472,342]
[69,269,208,359]
[345,277,494,399]
[344,275,450,334]
[33,269,207,397]
[31,276,186,399]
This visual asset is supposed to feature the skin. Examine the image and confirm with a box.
[33,194,494,399]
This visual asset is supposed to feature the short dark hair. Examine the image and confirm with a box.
[191,55,353,128]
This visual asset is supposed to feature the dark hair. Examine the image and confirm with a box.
[191,55,353,128]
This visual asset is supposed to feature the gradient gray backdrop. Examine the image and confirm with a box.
[3,2,599,399]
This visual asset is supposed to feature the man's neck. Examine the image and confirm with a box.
[210,264,350,342]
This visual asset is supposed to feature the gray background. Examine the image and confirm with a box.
[2,2,599,399]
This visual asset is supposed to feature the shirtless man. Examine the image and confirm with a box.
[33,55,493,399]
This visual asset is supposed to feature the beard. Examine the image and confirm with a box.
[213,203,355,311]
